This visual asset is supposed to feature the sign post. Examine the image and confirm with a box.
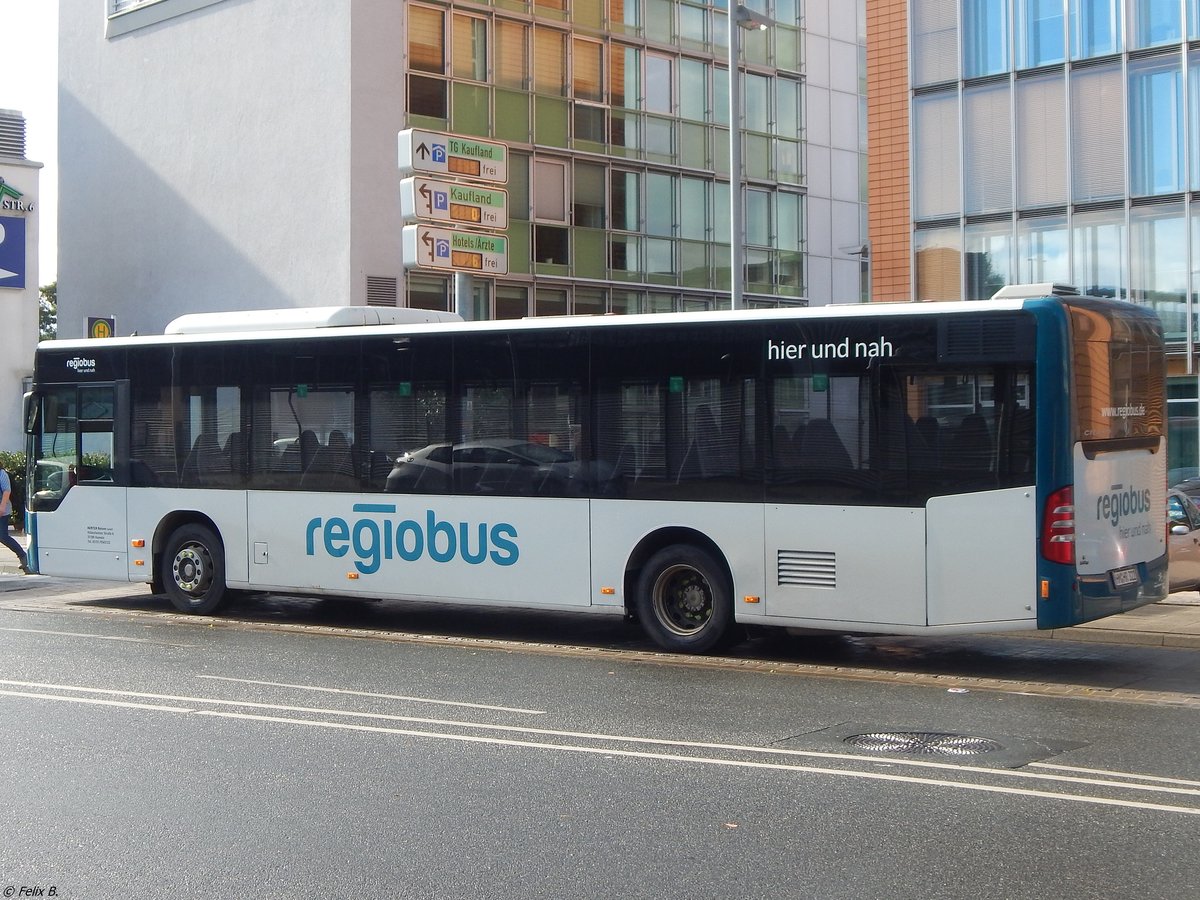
[402,226,509,276]
[398,129,508,183]
[400,177,508,230]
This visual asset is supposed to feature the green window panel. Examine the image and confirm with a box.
[646,238,678,284]
[494,90,531,143]
[573,229,608,278]
[573,0,604,29]
[712,245,731,292]
[745,134,772,181]
[535,96,570,147]
[644,117,675,164]
[776,25,801,72]
[680,123,708,171]
[452,82,491,137]
[646,0,675,42]
[680,241,711,288]
[776,139,802,184]
[507,224,531,275]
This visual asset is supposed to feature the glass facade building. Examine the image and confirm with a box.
[401,0,814,317]
[892,0,1200,472]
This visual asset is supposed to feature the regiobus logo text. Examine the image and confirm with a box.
[1096,483,1153,537]
[306,504,519,575]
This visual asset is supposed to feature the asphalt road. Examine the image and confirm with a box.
[1,581,1199,899]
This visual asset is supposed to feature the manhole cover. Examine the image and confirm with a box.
[844,731,1003,756]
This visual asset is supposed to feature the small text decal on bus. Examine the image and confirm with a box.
[766,337,896,361]
[66,357,97,374]
[306,504,519,575]
[1096,483,1153,530]
[1100,404,1147,419]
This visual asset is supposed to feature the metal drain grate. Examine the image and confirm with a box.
[844,732,1003,757]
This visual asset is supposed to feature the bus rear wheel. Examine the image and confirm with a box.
[162,523,228,615]
[636,545,733,653]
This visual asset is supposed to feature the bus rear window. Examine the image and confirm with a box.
[1068,301,1164,443]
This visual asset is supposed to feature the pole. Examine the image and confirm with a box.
[728,4,743,311]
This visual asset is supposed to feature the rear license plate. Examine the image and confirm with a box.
[1111,566,1140,589]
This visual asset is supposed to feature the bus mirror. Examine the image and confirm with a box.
[22,391,36,435]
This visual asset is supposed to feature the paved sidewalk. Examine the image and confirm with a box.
[4,527,1200,647]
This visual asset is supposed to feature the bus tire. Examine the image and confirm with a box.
[162,523,228,615]
[635,545,733,653]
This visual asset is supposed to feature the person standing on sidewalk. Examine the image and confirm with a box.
[0,459,30,574]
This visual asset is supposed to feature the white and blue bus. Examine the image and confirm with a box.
[23,286,1166,652]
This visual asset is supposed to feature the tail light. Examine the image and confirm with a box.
[1042,486,1075,565]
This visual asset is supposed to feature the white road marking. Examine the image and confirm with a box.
[1028,761,1200,789]
[195,674,545,715]
[0,625,190,646]
[0,687,190,713]
[193,708,1200,817]
[4,676,1195,816]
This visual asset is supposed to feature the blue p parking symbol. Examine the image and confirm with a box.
[432,143,447,164]
[434,238,451,259]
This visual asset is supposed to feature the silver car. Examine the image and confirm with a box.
[1168,488,1200,592]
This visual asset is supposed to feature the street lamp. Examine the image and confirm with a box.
[728,3,771,311]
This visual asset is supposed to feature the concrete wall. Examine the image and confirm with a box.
[0,156,40,450]
[58,0,355,338]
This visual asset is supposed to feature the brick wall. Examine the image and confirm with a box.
[866,0,912,302]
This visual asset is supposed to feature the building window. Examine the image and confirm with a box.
[452,14,488,82]
[496,285,529,319]
[573,38,605,101]
[680,59,708,122]
[573,162,606,228]
[409,6,445,73]
[966,221,1014,300]
[496,21,529,90]
[1017,214,1068,284]
[409,4,447,119]
[964,82,1013,214]
[915,226,963,300]
[1070,0,1121,58]
[1016,74,1067,208]
[914,91,961,220]
[964,0,1011,77]
[646,54,674,114]
[408,274,450,311]
[1071,65,1124,202]
[1130,0,1183,49]
[912,0,959,86]
[1019,0,1065,68]
[1192,52,1200,190]
[1130,203,1187,340]
[534,27,567,96]
[1129,57,1184,197]
[1072,207,1126,298]
[611,170,640,231]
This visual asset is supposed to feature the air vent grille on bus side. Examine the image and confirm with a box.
[938,315,1035,363]
[778,550,836,588]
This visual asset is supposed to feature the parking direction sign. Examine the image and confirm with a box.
[402,225,509,275]
[401,177,508,230]
[398,129,508,183]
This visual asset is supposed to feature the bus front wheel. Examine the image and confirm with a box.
[162,523,228,615]
[635,545,733,653]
